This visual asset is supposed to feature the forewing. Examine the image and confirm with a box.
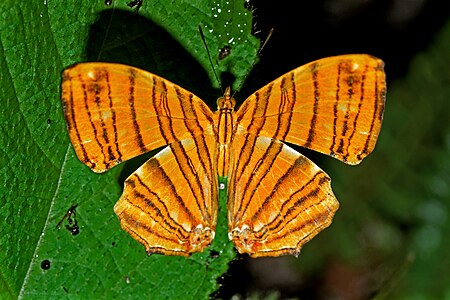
[228,133,339,257]
[114,135,218,256]
[61,62,214,172]
[235,54,386,165]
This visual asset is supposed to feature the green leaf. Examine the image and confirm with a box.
[0,0,259,298]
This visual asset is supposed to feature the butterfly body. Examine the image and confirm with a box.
[215,86,236,178]
[61,54,386,257]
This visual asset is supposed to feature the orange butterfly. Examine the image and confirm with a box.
[61,54,386,257]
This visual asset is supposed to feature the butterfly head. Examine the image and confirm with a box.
[217,86,236,111]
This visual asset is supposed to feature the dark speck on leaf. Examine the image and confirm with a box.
[41,259,51,270]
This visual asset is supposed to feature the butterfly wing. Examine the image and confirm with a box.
[61,62,214,172]
[114,135,218,256]
[235,54,386,165]
[61,63,217,255]
[228,133,338,257]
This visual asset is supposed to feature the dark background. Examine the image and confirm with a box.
[217,0,450,299]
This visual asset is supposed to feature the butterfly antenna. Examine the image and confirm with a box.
[199,25,223,92]
[232,28,274,98]
[257,28,274,57]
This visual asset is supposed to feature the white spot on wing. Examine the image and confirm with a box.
[254,221,264,232]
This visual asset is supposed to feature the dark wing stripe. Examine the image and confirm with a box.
[133,189,187,239]
[277,73,295,141]
[147,155,199,224]
[360,75,377,159]
[234,140,284,222]
[235,84,272,182]
[239,205,331,257]
[237,83,274,179]
[128,68,147,153]
[247,83,272,135]
[251,172,329,241]
[265,209,331,245]
[221,109,229,144]
[234,83,295,220]
[250,158,323,226]
[177,89,213,222]
[303,63,320,148]
[120,211,182,246]
[151,82,208,223]
[182,92,214,186]
[258,173,329,238]
[336,64,354,155]
[357,63,382,161]
[234,77,296,221]
[105,70,122,162]
[129,175,190,238]
[282,72,295,141]
[80,73,105,168]
[235,134,257,182]
[330,62,342,156]
[92,72,110,168]
[145,247,187,256]
[132,177,190,237]
[230,134,257,225]
[169,142,209,222]
[345,63,368,161]
[153,77,170,144]
[194,134,214,189]
[63,74,92,168]
[119,212,152,250]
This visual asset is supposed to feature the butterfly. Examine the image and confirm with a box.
[61,54,386,257]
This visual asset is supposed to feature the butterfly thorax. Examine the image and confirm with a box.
[215,87,236,177]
